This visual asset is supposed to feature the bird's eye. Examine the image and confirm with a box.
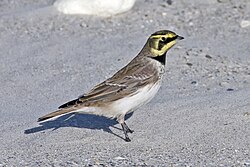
[161,37,166,41]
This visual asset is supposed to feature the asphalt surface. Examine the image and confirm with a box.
[0,0,250,166]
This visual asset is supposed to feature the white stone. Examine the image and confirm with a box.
[240,20,250,28]
[54,0,136,17]
[114,156,127,160]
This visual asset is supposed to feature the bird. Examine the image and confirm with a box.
[38,30,184,142]
[53,0,136,17]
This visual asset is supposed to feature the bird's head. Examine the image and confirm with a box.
[146,30,184,57]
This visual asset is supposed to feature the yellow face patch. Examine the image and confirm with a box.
[148,31,178,57]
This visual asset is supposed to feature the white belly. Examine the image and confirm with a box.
[110,82,161,117]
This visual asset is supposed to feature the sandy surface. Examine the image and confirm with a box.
[0,0,250,166]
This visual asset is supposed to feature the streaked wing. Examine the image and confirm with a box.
[59,59,158,108]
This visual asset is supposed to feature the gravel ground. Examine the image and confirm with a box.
[0,0,250,166]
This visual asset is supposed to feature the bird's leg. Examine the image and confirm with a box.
[121,123,131,142]
[118,115,132,142]
[123,122,134,133]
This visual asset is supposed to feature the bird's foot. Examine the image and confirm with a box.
[127,128,134,134]
[125,137,131,142]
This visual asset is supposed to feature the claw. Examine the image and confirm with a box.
[125,137,131,142]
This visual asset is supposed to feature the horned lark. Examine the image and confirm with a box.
[38,30,184,142]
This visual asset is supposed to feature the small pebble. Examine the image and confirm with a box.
[186,63,193,67]
[162,12,167,16]
[191,81,197,84]
[167,0,173,5]
[205,55,212,59]
[80,22,88,28]
[244,112,250,116]
[114,156,126,160]
[219,81,229,86]
[226,88,234,91]
[189,22,194,26]
[191,81,198,86]
[240,20,250,28]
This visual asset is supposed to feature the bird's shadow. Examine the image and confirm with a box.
[24,112,133,141]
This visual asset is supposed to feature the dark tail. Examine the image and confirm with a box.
[58,98,83,109]
[38,108,74,122]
